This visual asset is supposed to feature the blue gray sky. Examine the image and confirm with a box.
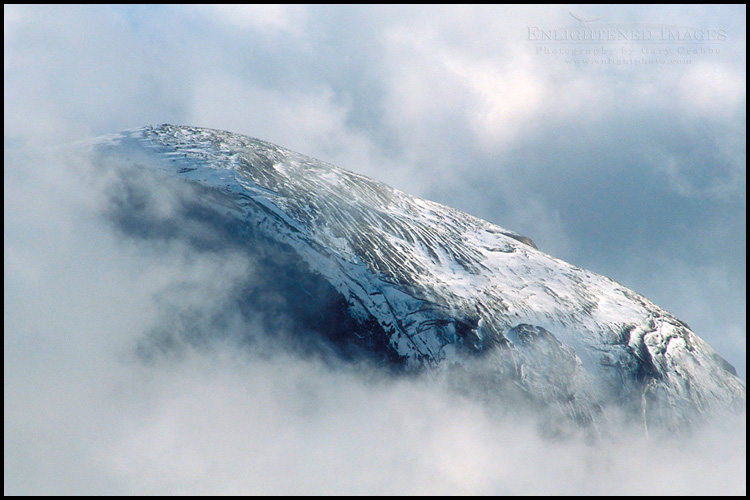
[4,4,746,495]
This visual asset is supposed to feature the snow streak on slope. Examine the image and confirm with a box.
[89,124,745,428]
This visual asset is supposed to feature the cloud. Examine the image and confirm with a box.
[4,5,192,143]
[71,348,747,496]
[197,4,307,35]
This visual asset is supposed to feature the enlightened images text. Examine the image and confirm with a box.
[527,26,727,42]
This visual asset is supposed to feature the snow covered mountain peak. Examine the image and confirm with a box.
[89,124,745,429]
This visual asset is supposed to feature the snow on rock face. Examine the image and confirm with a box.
[90,124,745,428]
